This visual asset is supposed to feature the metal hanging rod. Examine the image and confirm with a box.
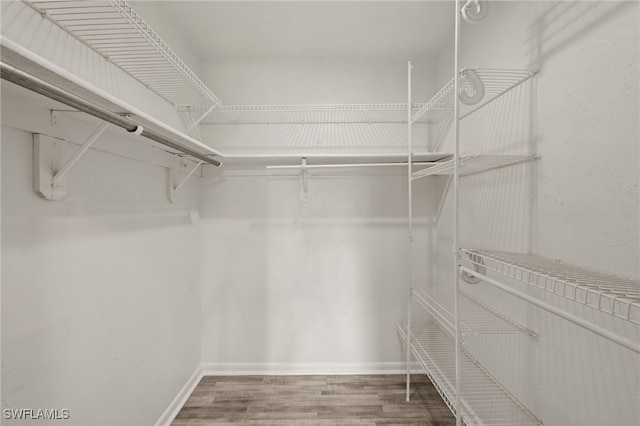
[0,61,221,167]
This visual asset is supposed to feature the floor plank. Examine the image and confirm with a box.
[172,374,455,425]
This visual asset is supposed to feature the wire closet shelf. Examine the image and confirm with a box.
[411,288,536,338]
[410,68,536,176]
[460,249,640,325]
[397,322,541,426]
[22,0,223,107]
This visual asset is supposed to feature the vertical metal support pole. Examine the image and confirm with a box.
[52,121,110,186]
[453,1,462,425]
[406,61,413,403]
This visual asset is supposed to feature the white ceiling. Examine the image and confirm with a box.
[153,1,454,60]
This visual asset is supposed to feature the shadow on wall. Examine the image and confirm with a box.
[526,0,637,69]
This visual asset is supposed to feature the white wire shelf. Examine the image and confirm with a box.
[460,249,640,325]
[412,69,536,124]
[397,322,541,426]
[412,288,536,338]
[410,69,535,152]
[197,122,433,157]
[178,103,436,125]
[177,104,442,156]
[412,155,538,180]
[23,0,222,107]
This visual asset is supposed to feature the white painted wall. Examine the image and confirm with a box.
[203,58,435,105]
[1,105,202,424]
[431,1,639,424]
[199,172,433,372]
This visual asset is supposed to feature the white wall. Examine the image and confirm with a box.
[1,103,202,424]
[432,1,639,424]
[199,172,433,372]
[203,58,435,105]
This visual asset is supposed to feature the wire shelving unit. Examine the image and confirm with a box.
[397,322,541,426]
[410,69,536,153]
[412,288,536,338]
[22,0,223,107]
[460,249,640,325]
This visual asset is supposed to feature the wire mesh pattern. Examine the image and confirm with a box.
[412,288,535,338]
[409,69,535,154]
[180,104,432,125]
[198,122,432,156]
[177,104,441,156]
[23,0,222,106]
[461,249,640,324]
[412,155,537,180]
[397,322,541,426]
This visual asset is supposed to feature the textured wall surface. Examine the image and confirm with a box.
[432,1,639,424]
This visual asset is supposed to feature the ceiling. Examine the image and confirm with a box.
[152,1,454,61]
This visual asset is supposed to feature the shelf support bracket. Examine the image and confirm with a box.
[461,0,489,24]
[186,105,217,133]
[33,122,109,201]
[459,69,485,105]
[53,121,110,187]
[169,159,202,203]
[299,158,311,203]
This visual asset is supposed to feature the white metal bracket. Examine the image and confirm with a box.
[33,122,109,201]
[33,134,66,200]
[169,159,202,203]
[299,158,311,203]
[51,110,60,126]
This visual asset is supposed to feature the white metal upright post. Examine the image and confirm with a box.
[453,1,462,425]
[405,60,413,403]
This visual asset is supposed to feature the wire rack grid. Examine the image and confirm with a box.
[22,0,222,107]
[461,249,640,325]
[397,322,541,426]
[412,155,538,180]
[412,288,536,338]
[178,103,435,125]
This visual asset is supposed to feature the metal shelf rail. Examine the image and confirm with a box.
[461,249,640,327]
[397,322,541,426]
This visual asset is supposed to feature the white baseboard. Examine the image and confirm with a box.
[155,365,203,426]
[200,362,406,376]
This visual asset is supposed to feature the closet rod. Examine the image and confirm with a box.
[0,62,221,167]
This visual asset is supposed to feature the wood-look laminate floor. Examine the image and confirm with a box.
[172,375,455,425]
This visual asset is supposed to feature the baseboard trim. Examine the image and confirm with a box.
[201,362,406,376]
[155,364,203,426]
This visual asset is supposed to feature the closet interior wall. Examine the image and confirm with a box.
[429,2,639,425]
[198,58,437,372]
